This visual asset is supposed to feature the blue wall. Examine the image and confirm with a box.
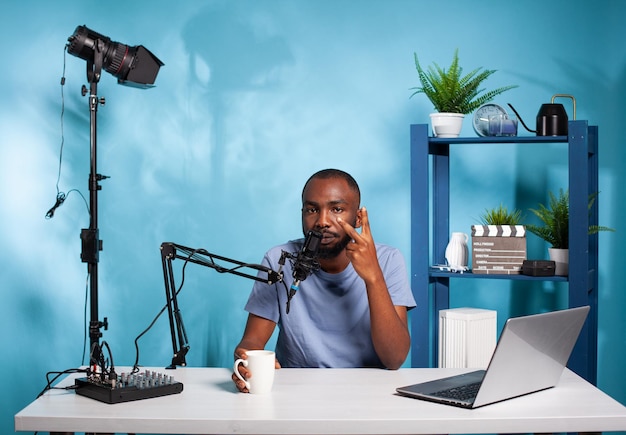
[2,1,625,433]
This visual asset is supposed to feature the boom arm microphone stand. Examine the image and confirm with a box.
[160,242,285,369]
[80,40,110,356]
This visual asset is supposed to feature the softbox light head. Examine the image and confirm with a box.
[67,25,164,88]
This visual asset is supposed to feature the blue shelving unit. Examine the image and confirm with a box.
[410,120,599,385]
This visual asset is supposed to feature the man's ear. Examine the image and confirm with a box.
[355,207,363,228]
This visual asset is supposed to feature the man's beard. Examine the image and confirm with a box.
[317,233,353,259]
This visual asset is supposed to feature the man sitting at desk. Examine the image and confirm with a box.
[232,169,416,392]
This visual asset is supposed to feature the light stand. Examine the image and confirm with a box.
[159,242,285,368]
[66,25,164,357]
[80,43,109,354]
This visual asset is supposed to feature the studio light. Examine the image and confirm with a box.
[63,25,164,357]
[67,25,164,88]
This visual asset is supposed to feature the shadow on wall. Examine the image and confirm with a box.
[181,3,294,183]
[171,5,295,367]
[182,3,294,91]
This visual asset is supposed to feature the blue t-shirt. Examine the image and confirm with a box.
[244,238,416,368]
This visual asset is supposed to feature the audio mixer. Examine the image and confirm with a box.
[75,369,183,404]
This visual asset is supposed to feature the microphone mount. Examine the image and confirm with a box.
[160,242,283,369]
[278,230,322,313]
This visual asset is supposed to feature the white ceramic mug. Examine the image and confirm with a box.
[233,350,276,394]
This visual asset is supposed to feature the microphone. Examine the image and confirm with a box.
[286,230,322,312]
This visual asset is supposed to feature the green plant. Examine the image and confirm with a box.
[525,188,615,249]
[410,49,518,114]
[479,204,523,225]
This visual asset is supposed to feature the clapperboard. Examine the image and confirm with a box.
[471,225,527,274]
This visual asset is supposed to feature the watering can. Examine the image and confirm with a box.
[508,94,576,136]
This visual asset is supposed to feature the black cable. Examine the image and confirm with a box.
[34,343,116,402]
[132,249,196,372]
[81,271,89,365]
[89,341,102,369]
[55,45,67,197]
[46,189,89,219]
[36,368,88,399]
[131,247,282,370]
[45,43,90,220]
[100,340,117,380]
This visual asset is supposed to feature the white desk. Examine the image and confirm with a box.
[14,367,626,434]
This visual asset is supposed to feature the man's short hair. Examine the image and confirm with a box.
[302,169,361,202]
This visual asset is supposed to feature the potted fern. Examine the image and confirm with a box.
[471,204,526,275]
[526,189,614,275]
[410,49,517,137]
[479,203,523,226]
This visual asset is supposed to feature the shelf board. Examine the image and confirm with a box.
[429,269,568,282]
[428,135,568,145]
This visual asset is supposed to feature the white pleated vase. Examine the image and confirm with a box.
[445,232,469,271]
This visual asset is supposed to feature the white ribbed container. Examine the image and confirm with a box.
[438,308,497,368]
[445,232,469,270]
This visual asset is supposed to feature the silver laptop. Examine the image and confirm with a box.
[396,305,590,409]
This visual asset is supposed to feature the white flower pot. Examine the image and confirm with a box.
[548,248,569,276]
[430,112,465,138]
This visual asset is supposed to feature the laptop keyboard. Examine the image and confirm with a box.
[431,381,481,401]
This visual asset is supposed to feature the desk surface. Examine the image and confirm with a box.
[15,367,626,434]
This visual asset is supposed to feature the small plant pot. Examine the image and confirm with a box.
[548,248,569,276]
[430,113,464,138]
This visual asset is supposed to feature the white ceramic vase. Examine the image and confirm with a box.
[445,232,469,271]
[430,113,464,138]
[549,248,569,276]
